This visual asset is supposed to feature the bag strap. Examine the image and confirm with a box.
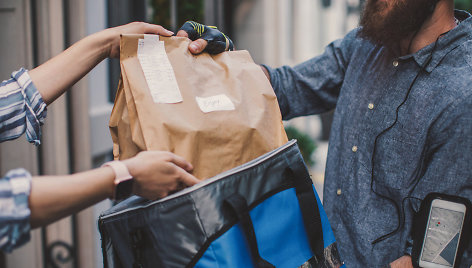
[288,158,325,261]
[225,193,275,268]
[130,229,145,268]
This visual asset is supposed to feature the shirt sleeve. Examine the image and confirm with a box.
[0,169,32,253]
[0,68,47,145]
[404,94,472,260]
[262,29,360,120]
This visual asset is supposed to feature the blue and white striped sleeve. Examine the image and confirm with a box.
[0,68,47,145]
[0,169,32,252]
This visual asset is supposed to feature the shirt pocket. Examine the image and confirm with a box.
[372,134,424,190]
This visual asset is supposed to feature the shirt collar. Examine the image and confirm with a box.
[398,10,472,73]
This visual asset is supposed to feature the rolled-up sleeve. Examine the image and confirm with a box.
[0,169,32,252]
[0,68,47,145]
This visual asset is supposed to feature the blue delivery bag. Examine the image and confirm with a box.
[98,140,344,267]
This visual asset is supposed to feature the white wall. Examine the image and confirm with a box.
[85,1,113,267]
[234,0,359,66]
[233,0,361,197]
[86,0,115,157]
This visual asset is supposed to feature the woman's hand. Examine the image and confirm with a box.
[123,151,200,200]
[104,22,174,58]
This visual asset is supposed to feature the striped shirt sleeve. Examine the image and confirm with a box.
[0,169,32,252]
[0,68,47,145]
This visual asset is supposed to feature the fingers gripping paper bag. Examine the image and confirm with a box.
[110,34,287,179]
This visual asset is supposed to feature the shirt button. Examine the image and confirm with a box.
[368,103,374,110]
[352,145,358,152]
[337,189,342,196]
[393,60,399,67]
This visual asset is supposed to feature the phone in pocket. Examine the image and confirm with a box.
[418,198,466,268]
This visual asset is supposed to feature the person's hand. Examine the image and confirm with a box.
[123,151,199,200]
[390,255,413,268]
[104,22,174,59]
[176,21,234,54]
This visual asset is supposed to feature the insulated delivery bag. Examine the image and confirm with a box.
[99,140,344,267]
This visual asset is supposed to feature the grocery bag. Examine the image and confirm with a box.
[109,34,288,179]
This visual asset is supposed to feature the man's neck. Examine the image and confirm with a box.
[400,0,456,55]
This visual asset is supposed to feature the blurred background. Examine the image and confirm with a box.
[0,0,471,267]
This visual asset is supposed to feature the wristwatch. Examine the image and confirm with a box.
[102,160,134,200]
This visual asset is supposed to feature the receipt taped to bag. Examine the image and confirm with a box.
[137,35,182,104]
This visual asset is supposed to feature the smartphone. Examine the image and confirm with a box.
[418,198,466,268]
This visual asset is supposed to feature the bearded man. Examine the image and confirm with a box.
[180,0,472,266]
[260,0,472,266]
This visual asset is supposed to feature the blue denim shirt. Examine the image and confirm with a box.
[265,10,472,267]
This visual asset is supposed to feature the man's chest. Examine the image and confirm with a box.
[335,56,448,144]
[328,59,451,190]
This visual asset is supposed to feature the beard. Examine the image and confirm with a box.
[358,0,436,51]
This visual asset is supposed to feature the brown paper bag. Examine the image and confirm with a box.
[109,34,288,179]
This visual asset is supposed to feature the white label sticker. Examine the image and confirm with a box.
[195,94,235,113]
[137,35,182,104]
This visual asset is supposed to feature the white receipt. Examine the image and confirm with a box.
[196,94,235,113]
[137,35,182,104]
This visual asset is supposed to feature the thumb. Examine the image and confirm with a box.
[189,39,208,54]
